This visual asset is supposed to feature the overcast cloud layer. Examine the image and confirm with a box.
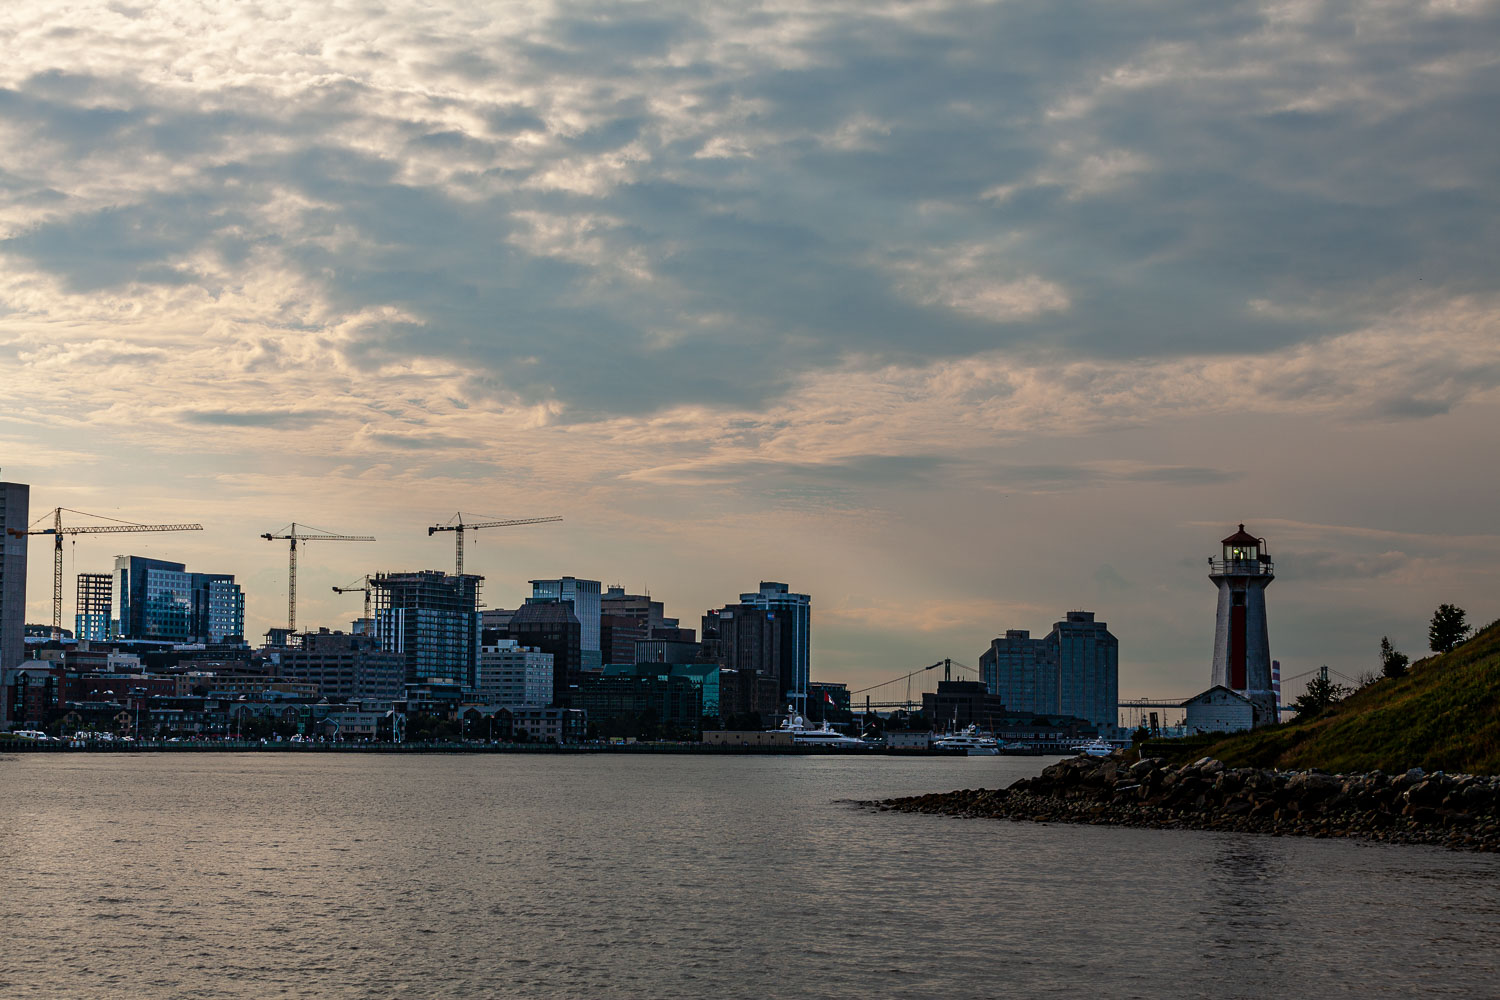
[2,0,1498,703]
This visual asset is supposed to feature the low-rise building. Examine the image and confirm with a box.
[508,706,585,743]
[277,629,404,706]
[1182,686,1255,734]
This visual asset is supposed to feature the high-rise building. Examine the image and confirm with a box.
[735,582,810,703]
[507,599,582,706]
[113,555,245,643]
[475,639,553,708]
[75,573,112,641]
[980,611,1118,734]
[599,613,648,666]
[371,571,482,689]
[531,577,601,669]
[702,604,783,686]
[0,481,28,678]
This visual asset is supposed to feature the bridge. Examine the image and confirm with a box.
[847,658,982,711]
[843,657,1369,723]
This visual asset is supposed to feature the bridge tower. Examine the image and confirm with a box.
[1209,524,1277,726]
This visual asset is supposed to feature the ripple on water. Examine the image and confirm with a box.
[2,754,1498,999]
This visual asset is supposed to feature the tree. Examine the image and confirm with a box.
[1291,673,1348,720]
[1428,604,1470,654]
[1379,636,1409,679]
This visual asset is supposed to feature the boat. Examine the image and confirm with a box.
[932,724,1001,755]
[1070,737,1116,757]
[778,710,869,748]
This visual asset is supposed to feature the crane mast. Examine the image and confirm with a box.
[427,513,562,576]
[6,507,203,639]
[261,523,376,634]
[331,576,374,624]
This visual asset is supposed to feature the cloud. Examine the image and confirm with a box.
[179,409,336,429]
[0,0,1495,425]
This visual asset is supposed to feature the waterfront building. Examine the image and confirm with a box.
[531,577,601,670]
[371,570,482,690]
[277,629,405,706]
[808,681,850,720]
[112,556,246,644]
[507,599,582,706]
[979,611,1119,735]
[922,680,1010,731]
[0,481,29,685]
[507,706,585,743]
[475,639,553,708]
[75,573,112,642]
[575,667,703,735]
[1208,525,1278,726]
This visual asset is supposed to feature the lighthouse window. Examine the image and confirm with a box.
[1232,592,1245,606]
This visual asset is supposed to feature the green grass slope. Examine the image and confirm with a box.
[1172,620,1500,775]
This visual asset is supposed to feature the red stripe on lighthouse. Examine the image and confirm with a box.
[1230,604,1247,690]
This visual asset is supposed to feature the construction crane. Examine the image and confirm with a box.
[331,575,373,624]
[427,513,562,576]
[260,523,375,634]
[6,507,203,640]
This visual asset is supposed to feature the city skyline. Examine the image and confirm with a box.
[3,0,1498,698]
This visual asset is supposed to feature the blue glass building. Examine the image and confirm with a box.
[112,555,245,643]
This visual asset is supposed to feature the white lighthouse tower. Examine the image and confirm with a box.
[1209,525,1277,726]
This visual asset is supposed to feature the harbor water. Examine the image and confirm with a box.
[2,753,1497,998]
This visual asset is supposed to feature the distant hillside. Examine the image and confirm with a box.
[1157,620,1500,775]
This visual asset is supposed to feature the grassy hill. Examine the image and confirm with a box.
[1154,619,1500,775]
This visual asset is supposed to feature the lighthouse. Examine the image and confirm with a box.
[1209,525,1277,726]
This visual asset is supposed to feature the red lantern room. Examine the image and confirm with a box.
[1221,524,1266,568]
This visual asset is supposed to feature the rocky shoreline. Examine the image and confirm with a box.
[875,754,1500,851]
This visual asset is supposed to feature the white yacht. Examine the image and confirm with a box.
[932,725,1000,755]
[778,710,868,748]
[1070,737,1116,757]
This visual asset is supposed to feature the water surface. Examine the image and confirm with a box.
[2,753,1496,998]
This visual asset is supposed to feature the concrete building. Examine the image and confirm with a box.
[979,611,1119,735]
[75,573,112,642]
[507,706,585,743]
[737,582,810,704]
[600,613,647,665]
[0,481,28,685]
[702,602,787,706]
[112,556,245,643]
[277,629,405,706]
[531,577,601,670]
[922,680,1010,731]
[1209,525,1278,726]
[575,668,703,735]
[476,639,553,708]
[507,599,582,706]
[372,571,482,689]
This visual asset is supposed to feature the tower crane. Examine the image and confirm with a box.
[6,507,203,640]
[427,513,562,576]
[331,575,374,624]
[260,523,375,634]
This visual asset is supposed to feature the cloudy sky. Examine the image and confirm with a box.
[2,0,1497,702]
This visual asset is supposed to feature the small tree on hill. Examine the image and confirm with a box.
[1379,636,1409,679]
[1428,604,1470,654]
[1292,672,1348,720]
